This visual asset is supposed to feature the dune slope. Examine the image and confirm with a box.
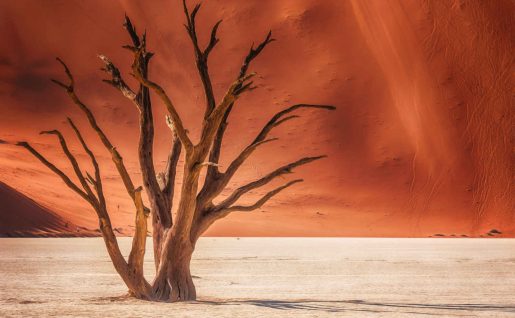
[0,181,95,237]
[0,0,512,237]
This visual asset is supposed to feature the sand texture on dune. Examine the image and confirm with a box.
[1,238,514,317]
[0,181,96,237]
[0,0,513,236]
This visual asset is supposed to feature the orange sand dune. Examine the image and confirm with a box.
[0,181,97,237]
[0,0,513,237]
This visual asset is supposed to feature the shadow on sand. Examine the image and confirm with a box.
[197,299,515,315]
[85,296,515,316]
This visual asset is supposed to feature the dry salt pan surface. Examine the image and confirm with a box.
[1,238,514,317]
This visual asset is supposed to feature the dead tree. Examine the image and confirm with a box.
[17,1,334,301]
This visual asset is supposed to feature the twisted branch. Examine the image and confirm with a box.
[100,18,174,229]
[183,0,223,117]
[51,58,138,202]
[225,104,335,177]
[16,142,90,203]
[132,50,192,150]
[224,179,303,212]
[197,104,335,211]
[98,54,138,104]
[202,30,275,186]
[215,156,326,211]
[67,117,106,209]
[162,116,182,202]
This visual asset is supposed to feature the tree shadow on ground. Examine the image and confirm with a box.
[198,299,515,316]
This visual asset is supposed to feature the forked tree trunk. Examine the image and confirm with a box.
[149,232,196,301]
[18,0,334,303]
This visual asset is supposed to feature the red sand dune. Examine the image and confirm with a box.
[0,181,97,237]
[0,0,513,237]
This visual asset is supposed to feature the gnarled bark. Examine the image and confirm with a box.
[18,0,334,302]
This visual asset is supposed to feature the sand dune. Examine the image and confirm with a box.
[0,0,513,236]
[0,181,96,237]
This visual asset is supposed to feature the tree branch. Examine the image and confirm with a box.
[51,58,139,202]
[251,104,335,144]
[128,186,149,279]
[197,104,335,211]
[204,20,222,57]
[200,31,275,188]
[204,103,231,181]
[215,155,326,211]
[17,139,151,295]
[50,57,74,90]
[238,31,275,81]
[183,0,222,117]
[225,104,335,178]
[182,1,202,55]
[39,129,97,204]
[192,178,303,239]
[131,49,192,150]
[67,117,106,209]
[98,54,138,105]
[16,142,91,203]
[195,73,256,161]
[118,16,175,231]
[224,179,303,212]
[162,115,182,205]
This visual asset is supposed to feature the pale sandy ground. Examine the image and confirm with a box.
[0,238,514,317]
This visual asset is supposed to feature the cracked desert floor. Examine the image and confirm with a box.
[1,238,514,317]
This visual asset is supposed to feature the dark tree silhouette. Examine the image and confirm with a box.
[17,0,334,301]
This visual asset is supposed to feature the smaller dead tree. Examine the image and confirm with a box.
[18,0,334,301]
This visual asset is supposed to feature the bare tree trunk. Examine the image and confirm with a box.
[151,215,168,270]
[166,238,196,301]
[150,232,196,301]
